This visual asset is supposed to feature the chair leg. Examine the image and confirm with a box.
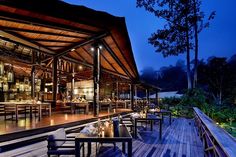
[83,143,85,157]
[113,143,116,151]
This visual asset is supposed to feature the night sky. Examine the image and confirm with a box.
[64,0,236,72]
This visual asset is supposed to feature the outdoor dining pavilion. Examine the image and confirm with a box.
[1,1,236,157]
[0,0,150,139]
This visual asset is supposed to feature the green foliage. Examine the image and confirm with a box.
[161,97,181,106]
[179,88,206,108]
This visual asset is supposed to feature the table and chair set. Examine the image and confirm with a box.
[47,107,172,157]
[0,101,51,121]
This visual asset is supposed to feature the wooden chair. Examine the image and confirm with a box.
[75,103,88,114]
[121,116,134,136]
[4,104,16,120]
[4,104,27,120]
[47,128,84,157]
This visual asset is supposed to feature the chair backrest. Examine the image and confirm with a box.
[48,128,66,150]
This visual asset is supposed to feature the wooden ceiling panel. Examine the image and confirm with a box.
[37,41,73,47]
[100,55,114,72]
[0,19,90,38]
[104,36,134,77]
[68,51,83,61]
[75,47,93,64]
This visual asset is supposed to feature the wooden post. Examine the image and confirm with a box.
[130,84,134,110]
[134,85,137,109]
[31,51,36,99]
[146,88,150,104]
[116,81,119,100]
[93,43,101,117]
[52,57,58,108]
[71,63,75,101]
[155,90,159,106]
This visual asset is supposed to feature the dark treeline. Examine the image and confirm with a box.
[140,54,236,104]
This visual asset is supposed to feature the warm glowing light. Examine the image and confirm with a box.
[71,48,76,51]
[50,119,54,125]
[65,114,68,120]
[78,65,83,70]
[90,47,95,51]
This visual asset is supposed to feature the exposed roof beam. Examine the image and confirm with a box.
[55,32,108,58]
[82,47,118,73]
[62,55,129,79]
[101,39,133,79]
[74,49,87,62]
[42,57,53,63]
[0,30,55,55]
[0,26,88,39]
[100,51,118,73]
[33,39,81,43]
[110,34,137,78]
[0,15,100,36]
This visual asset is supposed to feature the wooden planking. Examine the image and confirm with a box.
[194,107,236,157]
[0,19,90,38]
[104,36,134,78]
[0,117,204,157]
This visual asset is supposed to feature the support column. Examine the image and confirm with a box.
[71,63,75,101]
[130,84,134,110]
[155,90,159,106]
[134,85,137,109]
[116,81,119,100]
[31,51,36,99]
[52,57,58,108]
[146,88,150,104]
[93,43,101,117]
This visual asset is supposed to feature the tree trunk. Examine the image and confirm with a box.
[185,12,192,89]
[193,0,199,88]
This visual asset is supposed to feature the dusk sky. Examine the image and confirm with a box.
[64,0,236,72]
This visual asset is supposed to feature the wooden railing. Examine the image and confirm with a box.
[193,107,236,157]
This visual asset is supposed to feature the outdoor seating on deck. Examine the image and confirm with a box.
[47,128,85,157]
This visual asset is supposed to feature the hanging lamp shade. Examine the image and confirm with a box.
[7,71,14,82]
[0,61,4,76]
[7,65,14,83]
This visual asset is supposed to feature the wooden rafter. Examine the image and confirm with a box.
[110,34,136,78]
[0,26,88,39]
[54,32,108,58]
[101,39,133,79]
[0,30,55,55]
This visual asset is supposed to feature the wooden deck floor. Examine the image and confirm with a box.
[0,109,132,136]
[0,117,204,157]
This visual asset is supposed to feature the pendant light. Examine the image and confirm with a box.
[0,61,4,76]
[7,64,14,83]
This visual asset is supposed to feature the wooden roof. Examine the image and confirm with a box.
[0,0,139,80]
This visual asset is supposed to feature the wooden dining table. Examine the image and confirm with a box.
[0,101,51,121]
[133,114,162,140]
[148,109,172,125]
[66,102,89,114]
[75,124,132,157]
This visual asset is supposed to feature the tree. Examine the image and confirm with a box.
[157,64,187,91]
[198,57,230,105]
[191,0,216,88]
[136,0,215,89]
[137,0,194,89]
[140,67,158,86]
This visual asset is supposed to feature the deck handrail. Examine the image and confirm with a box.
[193,107,236,157]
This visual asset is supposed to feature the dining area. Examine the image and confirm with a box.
[0,100,51,121]
[45,103,171,157]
